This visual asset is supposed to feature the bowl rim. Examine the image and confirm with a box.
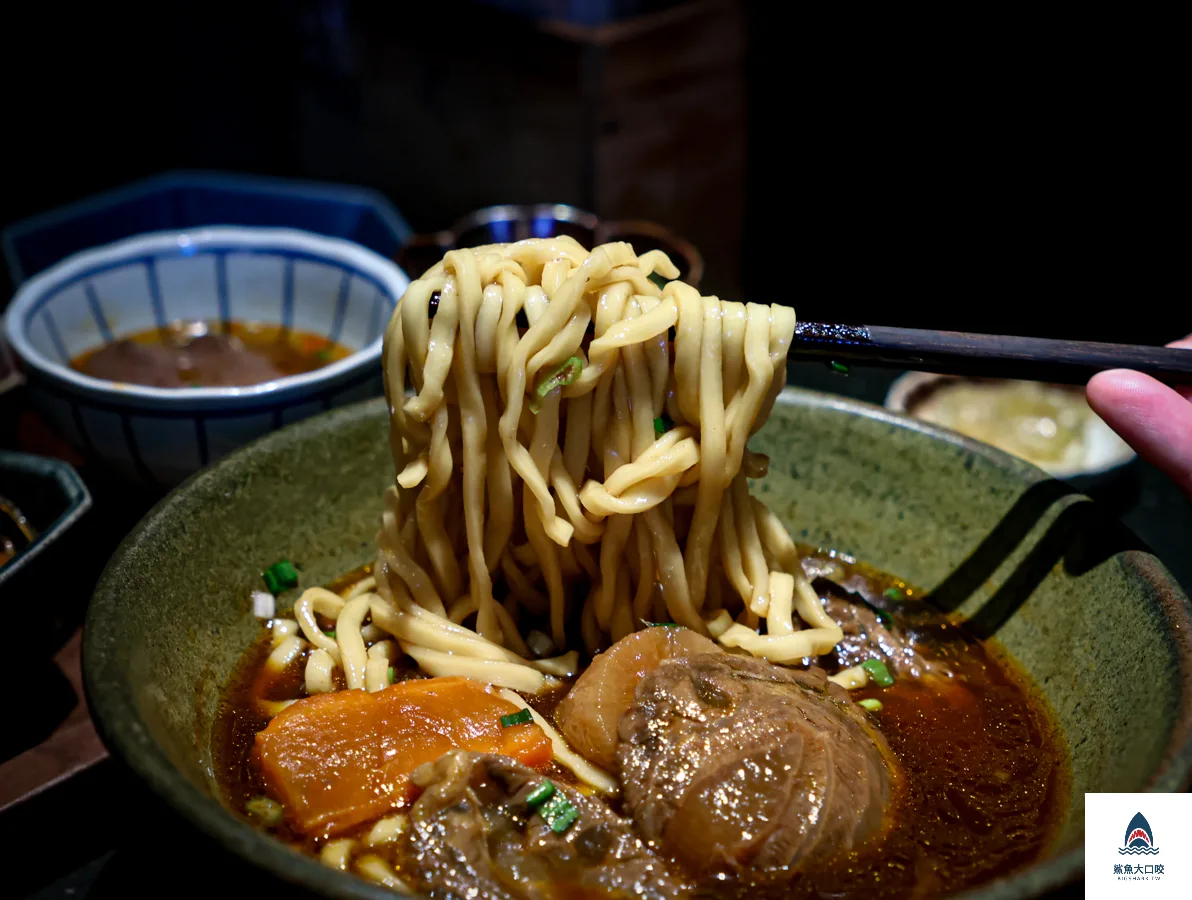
[884,370,1138,480]
[3,226,409,409]
[82,388,1192,900]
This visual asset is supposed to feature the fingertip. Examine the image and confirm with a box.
[1086,369,1158,418]
[1089,368,1192,410]
[1086,369,1192,494]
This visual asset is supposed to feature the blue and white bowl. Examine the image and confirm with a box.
[4,227,408,487]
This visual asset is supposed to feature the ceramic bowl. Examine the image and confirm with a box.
[83,390,1192,900]
[4,227,409,487]
[886,371,1138,485]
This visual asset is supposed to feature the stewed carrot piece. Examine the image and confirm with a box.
[254,676,551,836]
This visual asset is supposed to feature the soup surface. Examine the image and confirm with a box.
[214,551,1069,900]
[71,320,353,388]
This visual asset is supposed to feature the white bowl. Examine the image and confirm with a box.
[4,227,408,486]
[885,371,1137,483]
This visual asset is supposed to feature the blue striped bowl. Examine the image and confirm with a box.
[4,227,408,487]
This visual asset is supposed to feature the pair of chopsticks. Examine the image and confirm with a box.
[791,323,1192,386]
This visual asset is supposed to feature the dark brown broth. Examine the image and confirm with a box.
[212,556,1069,898]
[71,320,353,388]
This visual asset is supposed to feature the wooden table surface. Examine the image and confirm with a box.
[0,630,106,813]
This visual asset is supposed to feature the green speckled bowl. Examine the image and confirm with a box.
[83,389,1192,900]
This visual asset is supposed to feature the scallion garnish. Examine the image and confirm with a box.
[829,360,850,375]
[530,356,584,412]
[550,804,579,833]
[538,793,579,833]
[653,412,674,437]
[245,795,284,827]
[858,698,883,712]
[647,271,669,290]
[525,780,556,808]
[262,560,300,595]
[884,586,902,602]
[387,666,395,684]
[861,658,894,688]
[500,708,533,728]
[324,629,337,639]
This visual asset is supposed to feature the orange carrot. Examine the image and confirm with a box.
[254,677,551,836]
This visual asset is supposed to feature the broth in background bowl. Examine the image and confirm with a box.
[73,321,354,389]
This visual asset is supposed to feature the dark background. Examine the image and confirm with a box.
[1,1,1183,341]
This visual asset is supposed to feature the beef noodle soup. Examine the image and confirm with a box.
[212,239,1069,899]
[217,555,1066,899]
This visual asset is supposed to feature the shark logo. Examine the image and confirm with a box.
[1119,812,1160,855]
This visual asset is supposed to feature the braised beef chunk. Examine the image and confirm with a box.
[823,592,938,678]
[618,655,898,881]
[403,751,689,900]
[556,626,722,770]
[799,555,947,680]
[81,340,187,387]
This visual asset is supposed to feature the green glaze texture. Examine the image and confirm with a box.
[84,389,1192,900]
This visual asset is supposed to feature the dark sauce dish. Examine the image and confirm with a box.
[0,451,92,657]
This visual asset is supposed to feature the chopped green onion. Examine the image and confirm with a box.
[262,560,300,595]
[550,804,580,833]
[538,793,579,833]
[245,795,284,827]
[387,666,395,684]
[861,658,894,688]
[530,356,584,412]
[829,360,850,375]
[884,587,903,601]
[324,630,337,639]
[500,708,534,728]
[653,413,674,437]
[525,780,556,808]
[858,698,883,712]
[647,271,669,290]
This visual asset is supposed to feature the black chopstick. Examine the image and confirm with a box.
[790,323,1192,386]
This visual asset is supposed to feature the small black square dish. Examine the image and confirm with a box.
[0,451,92,655]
